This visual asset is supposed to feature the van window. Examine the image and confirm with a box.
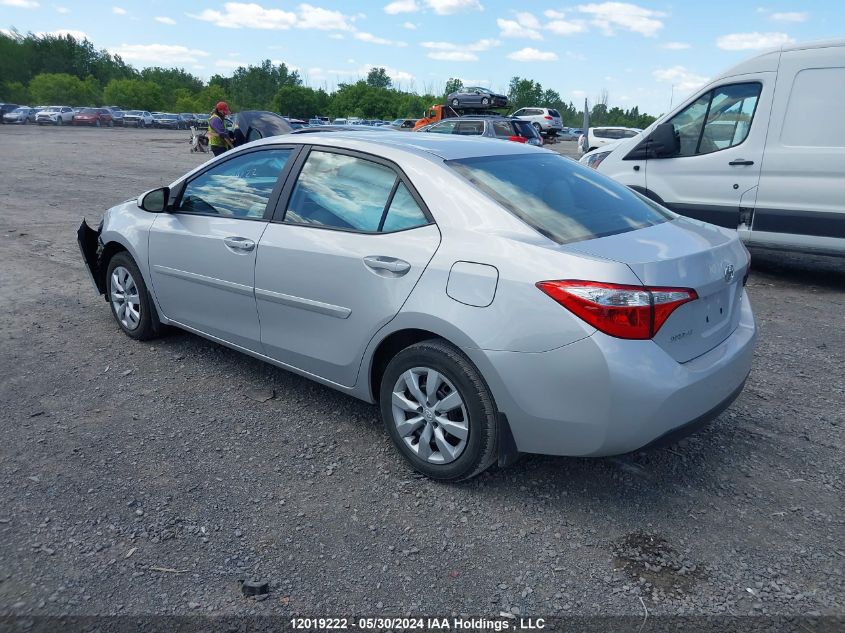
[781,68,845,147]
[669,83,761,157]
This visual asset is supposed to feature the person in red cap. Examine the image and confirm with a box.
[207,101,233,156]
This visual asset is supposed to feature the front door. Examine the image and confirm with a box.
[645,79,771,228]
[255,148,441,387]
[148,146,298,351]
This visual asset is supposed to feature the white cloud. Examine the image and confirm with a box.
[716,31,794,50]
[215,59,244,71]
[421,38,498,51]
[546,19,587,35]
[497,17,542,40]
[110,43,211,64]
[191,2,354,31]
[544,9,565,19]
[662,41,690,50]
[384,0,419,14]
[566,50,586,61]
[652,65,708,92]
[507,47,558,62]
[112,6,126,14]
[514,11,540,29]
[191,3,297,29]
[155,16,176,25]
[576,2,665,37]
[425,0,482,15]
[354,31,407,46]
[55,6,70,13]
[37,29,87,39]
[296,3,354,30]
[428,51,478,61]
[770,11,807,22]
[2,0,39,7]
[402,21,417,29]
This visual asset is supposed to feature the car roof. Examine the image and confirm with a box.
[251,130,542,160]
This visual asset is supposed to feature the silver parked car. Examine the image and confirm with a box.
[36,105,74,125]
[78,132,756,481]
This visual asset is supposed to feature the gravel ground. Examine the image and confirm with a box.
[0,126,843,619]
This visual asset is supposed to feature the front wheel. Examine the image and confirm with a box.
[481,97,490,106]
[106,252,157,341]
[451,98,459,107]
[380,339,498,481]
[95,119,101,127]
[56,118,62,126]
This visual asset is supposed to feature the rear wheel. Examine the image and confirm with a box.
[380,339,498,481]
[451,98,460,107]
[532,122,542,134]
[106,252,157,341]
[481,97,490,107]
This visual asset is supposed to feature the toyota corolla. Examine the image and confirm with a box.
[77,132,756,481]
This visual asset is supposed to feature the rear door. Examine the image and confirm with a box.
[644,79,772,228]
[148,146,299,351]
[749,46,845,250]
[254,147,441,387]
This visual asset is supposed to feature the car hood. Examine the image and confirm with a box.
[232,110,293,144]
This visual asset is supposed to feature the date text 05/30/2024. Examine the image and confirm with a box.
[290,617,547,631]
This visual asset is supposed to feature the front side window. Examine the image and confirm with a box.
[669,82,761,157]
[449,153,672,245]
[178,149,293,219]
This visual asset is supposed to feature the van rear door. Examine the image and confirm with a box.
[642,77,773,229]
[746,44,845,255]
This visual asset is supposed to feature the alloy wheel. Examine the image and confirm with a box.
[391,367,469,464]
[110,266,141,330]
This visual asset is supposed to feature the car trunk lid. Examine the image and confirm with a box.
[564,218,749,362]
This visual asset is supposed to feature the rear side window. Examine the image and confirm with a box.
[449,154,672,245]
[285,150,430,233]
[513,120,538,138]
[492,121,515,137]
[428,120,457,134]
[454,120,484,135]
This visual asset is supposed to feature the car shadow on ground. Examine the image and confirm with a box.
[749,248,845,291]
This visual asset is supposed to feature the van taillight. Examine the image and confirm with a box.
[536,280,698,340]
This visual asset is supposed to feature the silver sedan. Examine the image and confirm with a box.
[78,132,756,480]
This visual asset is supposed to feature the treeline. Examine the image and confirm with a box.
[1,29,656,127]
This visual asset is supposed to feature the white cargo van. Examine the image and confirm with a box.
[583,39,845,257]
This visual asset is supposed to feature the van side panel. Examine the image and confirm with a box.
[750,45,845,254]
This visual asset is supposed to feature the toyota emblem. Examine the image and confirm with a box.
[724,264,735,283]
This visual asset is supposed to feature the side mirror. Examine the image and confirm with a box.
[137,186,170,213]
[648,122,680,158]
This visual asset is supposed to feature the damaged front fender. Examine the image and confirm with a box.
[77,219,104,294]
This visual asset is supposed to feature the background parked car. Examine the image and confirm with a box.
[36,106,74,126]
[510,107,564,137]
[72,107,114,127]
[390,118,419,130]
[121,110,154,128]
[579,126,642,154]
[152,113,185,129]
[3,106,36,124]
[559,127,582,141]
[418,115,542,146]
[194,113,209,127]
[179,113,197,127]
[0,103,20,123]
[447,86,508,109]
[107,108,125,126]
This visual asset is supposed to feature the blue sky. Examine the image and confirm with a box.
[2,0,841,115]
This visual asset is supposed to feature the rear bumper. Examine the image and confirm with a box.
[464,290,756,457]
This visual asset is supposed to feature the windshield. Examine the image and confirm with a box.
[448,153,673,245]
[126,110,141,115]
[81,108,98,114]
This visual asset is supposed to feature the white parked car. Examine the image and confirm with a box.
[509,107,564,137]
[578,127,642,154]
[36,106,74,126]
[582,38,845,257]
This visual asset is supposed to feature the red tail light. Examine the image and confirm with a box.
[544,115,553,120]
[508,135,527,143]
[536,280,698,340]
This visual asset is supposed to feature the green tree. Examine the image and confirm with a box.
[194,84,229,112]
[366,67,392,90]
[28,73,90,105]
[140,67,203,109]
[274,84,322,119]
[443,77,463,98]
[102,78,164,111]
[1,80,29,103]
[223,59,300,110]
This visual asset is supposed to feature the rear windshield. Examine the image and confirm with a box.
[448,154,672,245]
[513,120,538,138]
[548,109,561,118]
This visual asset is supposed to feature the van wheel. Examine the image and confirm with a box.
[380,339,498,481]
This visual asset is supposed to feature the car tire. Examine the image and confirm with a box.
[56,118,62,126]
[481,97,490,106]
[451,98,460,107]
[106,252,157,341]
[109,120,114,127]
[532,122,542,134]
[95,119,101,127]
[380,338,498,482]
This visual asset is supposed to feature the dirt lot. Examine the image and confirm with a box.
[1,126,843,620]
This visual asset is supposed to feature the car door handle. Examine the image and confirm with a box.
[729,159,754,166]
[223,236,255,252]
[363,256,411,275]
